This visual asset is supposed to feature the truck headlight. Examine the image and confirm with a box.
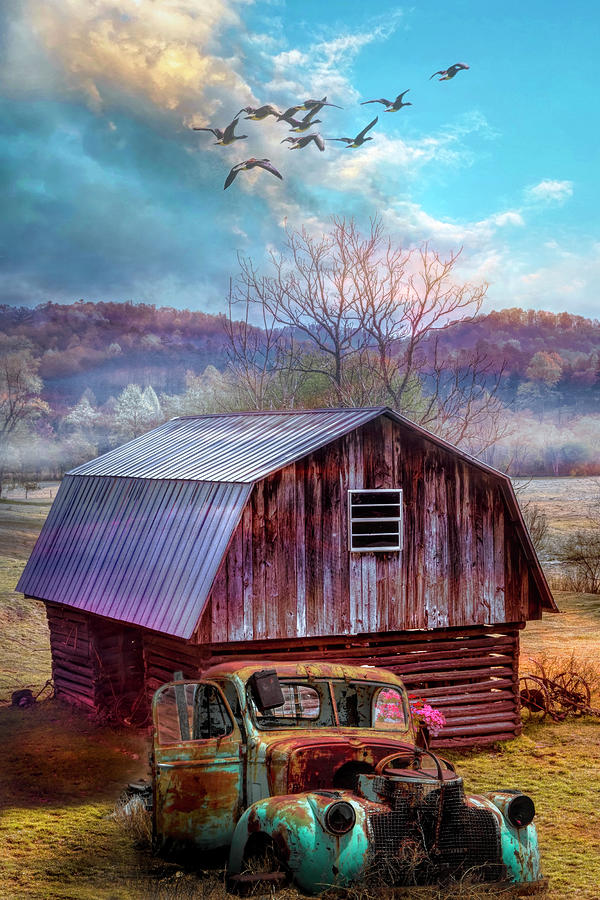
[324,801,356,835]
[507,793,535,827]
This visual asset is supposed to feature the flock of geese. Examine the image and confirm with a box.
[193,63,470,190]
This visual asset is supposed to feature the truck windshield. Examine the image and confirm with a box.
[252,681,335,728]
[251,679,409,731]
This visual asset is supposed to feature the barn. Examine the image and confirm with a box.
[17,407,556,747]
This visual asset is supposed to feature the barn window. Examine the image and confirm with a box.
[348,489,403,552]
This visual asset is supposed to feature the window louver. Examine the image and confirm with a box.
[348,489,403,552]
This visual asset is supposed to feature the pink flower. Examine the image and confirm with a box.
[409,697,446,737]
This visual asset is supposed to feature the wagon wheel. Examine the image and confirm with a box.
[550,672,592,716]
[113,690,151,728]
[519,676,550,722]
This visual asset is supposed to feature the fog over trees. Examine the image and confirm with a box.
[0,337,49,496]
[1,220,600,488]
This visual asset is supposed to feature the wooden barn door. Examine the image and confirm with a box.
[91,621,147,724]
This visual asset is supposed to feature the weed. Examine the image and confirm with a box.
[112,794,153,850]
[522,651,600,701]
[323,869,523,899]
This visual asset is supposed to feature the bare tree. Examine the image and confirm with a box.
[223,282,310,410]
[521,501,549,553]
[231,224,368,405]
[226,217,507,451]
[557,531,600,593]
[555,481,600,593]
[0,337,49,495]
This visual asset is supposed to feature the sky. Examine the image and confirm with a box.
[1,0,598,317]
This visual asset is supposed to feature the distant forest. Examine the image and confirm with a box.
[0,301,231,411]
[1,300,600,480]
[3,301,600,411]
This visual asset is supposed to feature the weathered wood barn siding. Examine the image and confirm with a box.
[19,407,555,747]
[46,604,96,709]
[195,417,534,645]
[137,413,544,748]
[46,602,144,714]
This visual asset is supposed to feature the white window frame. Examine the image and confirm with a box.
[348,488,403,553]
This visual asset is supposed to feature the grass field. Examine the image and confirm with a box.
[1,481,599,899]
[512,477,599,538]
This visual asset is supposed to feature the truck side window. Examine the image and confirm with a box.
[193,684,233,740]
[155,683,234,745]
[217,679,246,739]
[373,687,408,729]
[155,684,194,744]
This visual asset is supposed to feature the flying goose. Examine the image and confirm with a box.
[360,90,411,112]
[192,117,247,145]
[235,104,282,120]
[327,116,378,148]
[281,133,325,151]
[300,96,343,112]
[224,158,283,190]
[430,63,469,81]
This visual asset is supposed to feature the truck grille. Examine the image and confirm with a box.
[366,776,504,885]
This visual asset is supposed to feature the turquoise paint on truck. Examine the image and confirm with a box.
[483,792,544,885]
[229,793,374,894]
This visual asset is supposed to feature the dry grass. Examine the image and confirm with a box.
[0,568,51,703]
[519,648,600,704]
[111,794,153,849]
[0,497,54,559]
[324,879,521,900]
[520,591,600,675]
[512,478,599,539]
[0,492,54,702]
[0,701,152,900]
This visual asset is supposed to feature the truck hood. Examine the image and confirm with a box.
[263,730,414,796]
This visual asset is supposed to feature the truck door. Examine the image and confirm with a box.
[152,680,243,851]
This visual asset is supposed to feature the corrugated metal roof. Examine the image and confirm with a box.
[17,475,251,639]
[19,407,554,633]
[69,408,383,483]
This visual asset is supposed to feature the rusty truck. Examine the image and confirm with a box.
[148,661,545,893]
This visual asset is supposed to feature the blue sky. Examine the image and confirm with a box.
[1,0,598,317]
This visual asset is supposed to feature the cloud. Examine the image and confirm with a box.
[391,204,523,247]
[490,211,524,227]
[12,0,252,114]
[517,243,600,299]
[524,179,574,205]
[252,104,501,239]
[255,107,515,262]
[263,11,405,103]
[0,97,245,304]
[2,2,595,322]
[477,240,600,317]
[330,132,464,189]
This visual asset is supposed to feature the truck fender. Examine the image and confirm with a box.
[469,792,544,886]
[228,792,372,894]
